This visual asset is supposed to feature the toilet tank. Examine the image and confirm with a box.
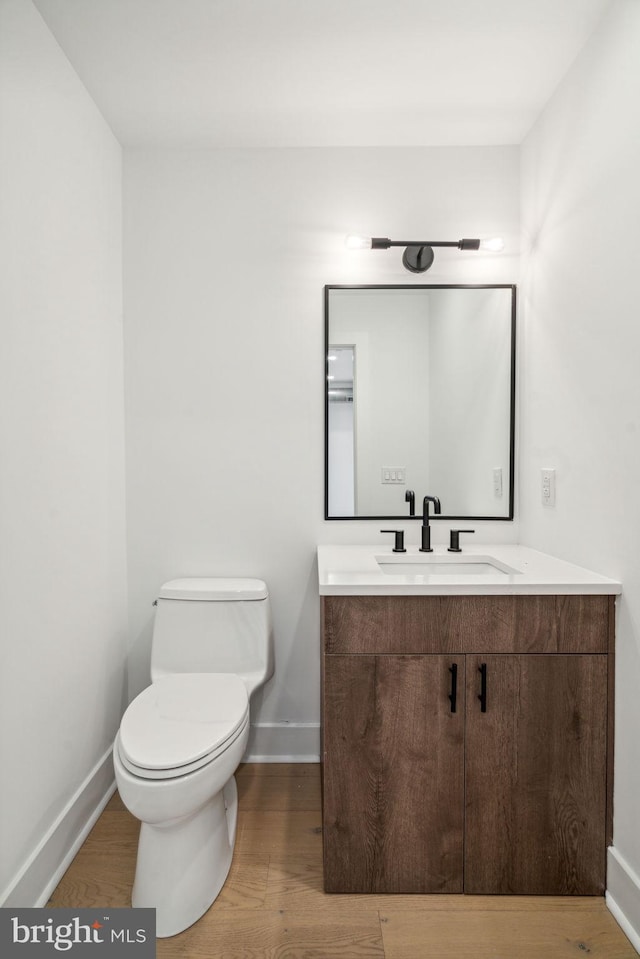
[150,578,274,695]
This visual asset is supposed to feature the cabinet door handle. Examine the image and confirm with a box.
[448,663,458,713]
[478,663,487,712]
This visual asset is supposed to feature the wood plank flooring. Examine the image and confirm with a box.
[48,763,637,958]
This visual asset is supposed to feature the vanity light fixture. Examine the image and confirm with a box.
[345,234,504,273]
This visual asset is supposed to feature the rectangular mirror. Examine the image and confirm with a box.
[325,284,516,520]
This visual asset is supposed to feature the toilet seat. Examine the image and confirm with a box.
[116,714,249,780]
[118,673,249,781]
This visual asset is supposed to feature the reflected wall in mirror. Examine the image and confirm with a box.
[325,285,516,520]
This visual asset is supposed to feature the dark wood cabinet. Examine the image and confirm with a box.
[463,653,608,894]
[323,654,465,893]
[321,594,614,896]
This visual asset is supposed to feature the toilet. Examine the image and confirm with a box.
[113,577,274,938]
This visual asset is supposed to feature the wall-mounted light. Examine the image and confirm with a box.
[345,234,504,273]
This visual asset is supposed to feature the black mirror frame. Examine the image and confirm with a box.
[324,283,516,522]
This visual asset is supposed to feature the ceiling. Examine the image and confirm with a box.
[33,0,611,148]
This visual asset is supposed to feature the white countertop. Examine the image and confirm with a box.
[317,544,622,596]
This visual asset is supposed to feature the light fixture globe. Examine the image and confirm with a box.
[402,245,435,273]
[344,234,373,250]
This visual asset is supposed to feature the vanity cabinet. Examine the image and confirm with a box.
[321,594,614,896]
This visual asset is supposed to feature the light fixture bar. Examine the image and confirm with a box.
[345,234,503,272]
[371,238,481,249]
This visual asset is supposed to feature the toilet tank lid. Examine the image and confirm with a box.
[158,577,268,601]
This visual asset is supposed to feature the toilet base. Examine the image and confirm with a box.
[131,776,239,938]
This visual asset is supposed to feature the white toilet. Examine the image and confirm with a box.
[113,577,274,938]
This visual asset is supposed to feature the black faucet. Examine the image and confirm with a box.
[448,529,475,552]
[381,529,406,552]
[405,489,415,516]
[419,495,442,552]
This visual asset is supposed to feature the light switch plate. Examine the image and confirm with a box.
[541,468,556,507]
[381,468,406,484]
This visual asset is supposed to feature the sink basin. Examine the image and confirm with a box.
[375,555,520,576]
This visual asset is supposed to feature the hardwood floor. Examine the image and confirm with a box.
[48,763,637,958]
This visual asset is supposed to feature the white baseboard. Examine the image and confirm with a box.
[607,846,640,954]
[243,722,320,763]
[0,747,117,908]
[0,727,317,909]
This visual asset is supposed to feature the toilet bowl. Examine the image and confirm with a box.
[114,672,250,938]
[114,577,273,937]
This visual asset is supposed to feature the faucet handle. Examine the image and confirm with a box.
[448,529,475,552]
[380,530,406,553]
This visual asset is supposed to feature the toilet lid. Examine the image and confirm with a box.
[158,578,268,601]
[118,673,249,774]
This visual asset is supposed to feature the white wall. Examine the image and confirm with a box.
[123,146,520,758]
[0,0,127,905]
[520,0,640,943]
[429,288,513,516]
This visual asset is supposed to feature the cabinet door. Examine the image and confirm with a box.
[323,654,465,893]
[464,654,607,895]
